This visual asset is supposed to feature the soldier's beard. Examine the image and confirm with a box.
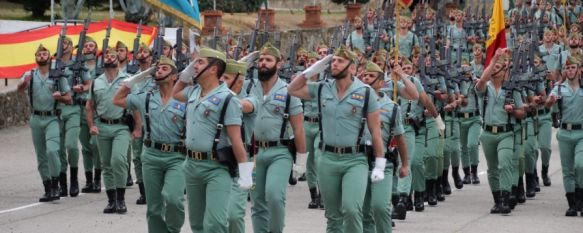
[570,44,579,49]
[258,65,277,81]
[36,58,49,66]
[331,63,351,80]
[104,60,118,68]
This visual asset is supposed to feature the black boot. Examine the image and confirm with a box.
[136,182,146,205]
[533,168,541,192]
[116,188,127,214]
[81,171,93,193]
[318,191,324,209]
[69,167,79,197]
[517,177,526,204]
[490,191,501,214]
[499,191,512,214]
[288,171,297,185]
[58,172,68,197]
[509,186,518,209]
[566,193,578,216]
[452,166,463,189]
[393,193,408,220]
[542,165,551,186]
[576,188,583,215]
[462,167,471,184]
[50,177,60,201]
[92,169,102,193]
[39,180,52,202]
[436,178,446,201]
[414,191,425,211]
[427,180,438,206]
[525,173,537,198]
[471,165,480,184]
[298,173,307,181]
[406,193,413,211]
[308,188,319,209]
[126,170,134,187]
[442,170,452,195]
[103,189,117,214]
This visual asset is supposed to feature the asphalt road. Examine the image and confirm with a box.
[0,126,582,233]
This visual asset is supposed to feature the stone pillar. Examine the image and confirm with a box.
[202,10,224,35]
[258,8,277,31]
[345,3,362,22]
[299,5,325,28]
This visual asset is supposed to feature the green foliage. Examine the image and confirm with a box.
[330,0,370,5]
[21,0,51,18]
[199,0,264,13]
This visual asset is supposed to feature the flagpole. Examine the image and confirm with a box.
[393,1,400,101]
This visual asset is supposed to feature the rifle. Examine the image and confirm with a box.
[248,18,260,53]
[278,33,299,82]
[95,18,112,77]
[126,20,143,75]
[71,13,91,94]
[363,15,371,51]
[260,20,269,48]
[152,17,165,65]
[233,35,243,60]
[224,29,232,56]
[175,26,188,72]
[341,19,350,46]
[49,19,68,94]
[210,27,218,50]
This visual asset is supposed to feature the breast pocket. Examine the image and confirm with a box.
[266,99,287,117]
[201,101,220,121]
[346,97,365,117]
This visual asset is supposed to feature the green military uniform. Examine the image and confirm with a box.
[443,79,461,190]
[458,76,482,183]
[79,62,102,193]
[539,43,562,72]
[91,68,131,208]
[307,76,379,233]
[24,67,70,200]
[126,81,186,233]
[363,92,403,233]
[535,71,553,186]
[227,69,259,233]
[447,24,469,64]
[303,77,323,206]
[348,31,366,52]
[251,76,302,233]
[182,82,242,233]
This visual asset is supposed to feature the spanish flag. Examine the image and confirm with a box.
[485,0,507,66]
[145,0,202,30]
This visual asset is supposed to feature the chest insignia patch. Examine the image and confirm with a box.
[274,94,286,102]
[351,93,364,101]
[207,95,221,105]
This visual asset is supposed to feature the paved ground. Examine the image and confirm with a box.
[0,126,582,233]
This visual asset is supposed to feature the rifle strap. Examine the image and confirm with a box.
[145,91,152,141]
[279,92,291,143]
[558,84,563,122]
[356,87,371,146]
[91,80,98,117]
[388,102,398,144]
[28,69,34,112]
[317,82,325,143]
[212,93,234,153]
[482,88,488,128]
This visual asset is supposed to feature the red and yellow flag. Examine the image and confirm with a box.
[0,19,156,78]
[399,0,413,8]
[485,0,507,66]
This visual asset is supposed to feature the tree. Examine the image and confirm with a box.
[199,0,264,13]
[61,0,85,20]
[119,0,151,23]
[21,0,51,19]
[330,0,370,5]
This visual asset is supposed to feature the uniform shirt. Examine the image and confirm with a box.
[182,83,242,152]
[362,92,404,147]
[90,71,129,119]
[253,77,303,141]
[458,77,480,113]
[539,44,562,71]
[395,31,419,59]
[476,82,524,126]
[126,90,186,144]
[470,60,484,78]
[550,82,583,125]
[347,31,366,52]
[560,49,582,68]
[447,25,467,49]
[239,79,259,145]
[76,62,96,100]
[307,77,379,147]
[385,76,425,121]
[303,80,320,118]
[21,69,71,112]
[419,75,447,113]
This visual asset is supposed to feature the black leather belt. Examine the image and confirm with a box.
[457,111,479,119]
[320,143,366,154]
[143,139,184,153]
[404,118,426,127]
[99,118,123,125]
[184,149,217,160]
[537,108,550,115]
[32,110,56,117]
[304,116,320,123]
[444,111,455,117]
[255,140,291,148]
[561,123,582,130]
[483,125,513,134]
[75,99,87,106]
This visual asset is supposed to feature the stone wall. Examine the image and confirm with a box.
[0,89,30,129]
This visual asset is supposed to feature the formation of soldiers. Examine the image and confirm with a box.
[14,0,583,232]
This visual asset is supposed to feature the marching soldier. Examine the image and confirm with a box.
[533,55,554,188]
[172,47,253,232]
[249,42,307,233]
[288,46,386,233]
[347,17,366,52]
[113,56,185,233]
[162,40,173,58]
[446,9,470,65]
[361,61,410,233]
[395,15,420,60]
[78,36,102,194]
[220,59,259,233]
[442,60,462,194]
[540,29,562,73]
[476,48,525,215]
[471,44,485,79]
[17,44,72,202]
[116,41,130,73]
[86,47,134,214]
[544,56,583,217]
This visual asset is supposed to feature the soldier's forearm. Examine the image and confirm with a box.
[290,114,306,153]
[396,135,408,168]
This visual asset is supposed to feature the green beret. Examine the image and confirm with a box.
[85,36,96,44]
[225,59,248,75]
[569,33,581,40]
[566,56,581,66]
[105,47,118,56]
[352,47,363,56]
[307,51,318,59]
[157,56,176,69]
[116,40,127,49]
[365,61,383,73]
[333,45,357,63]
[36,44,49,54]
[64,36,73,44]
[199,47,227,63]
[259,42,281,59]
[139,42,151,53]
[402,58,412,65]
[163,40,172,48]
[297,47,307,56]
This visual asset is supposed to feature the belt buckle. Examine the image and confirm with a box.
[464,112,470,119]
[160,144,172,152]
[191,151,202,160]
[334,147,345,154]
[258,141,268,148]
[107,119,114,124]
[492,126,498,134]
[567,124,573,130]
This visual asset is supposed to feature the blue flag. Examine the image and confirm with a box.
[145,0,201,29]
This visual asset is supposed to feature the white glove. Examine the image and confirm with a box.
[239,51,260,68]
[302,54,333,78]
[370,157,386,183]
[123,67,155,88]
[292,152,308,178]
[179,61,196,83]
[435,114,446,136]
[237,162,254,190]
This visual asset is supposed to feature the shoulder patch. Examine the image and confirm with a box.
[273,93,287,102]
[207,95,222,105]
[350,93,365,101]
[172,100,186,112]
